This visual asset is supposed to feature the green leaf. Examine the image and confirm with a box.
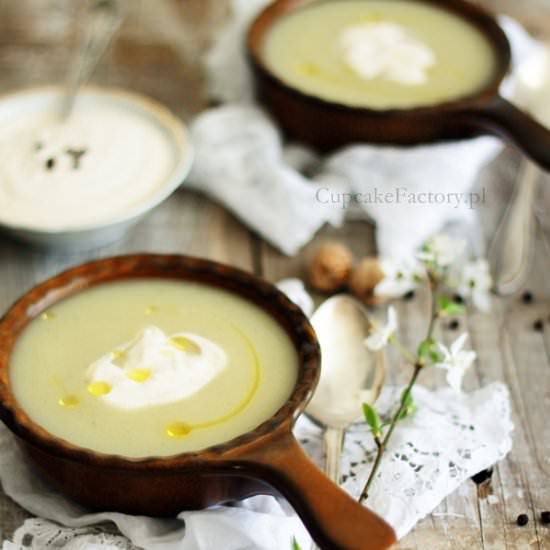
[398,388,417,420]
[437,295,465,316]
[362,402,382,438]
[291,537,302,550]
[402,388,413,408]
[418,338,443,365]
[418,338,435,358]
[428,347,444,363]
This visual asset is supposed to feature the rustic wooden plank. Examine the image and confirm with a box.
[258,219,377,284]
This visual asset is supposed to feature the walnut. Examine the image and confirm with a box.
[309,242,353,293]
[349,257,385,304]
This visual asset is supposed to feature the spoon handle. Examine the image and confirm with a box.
[60,0,123,120]
[489,159,539,294]
[324,427,344,484]
[236,430,395,550]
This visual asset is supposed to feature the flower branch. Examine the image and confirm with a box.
[359,234,487,502]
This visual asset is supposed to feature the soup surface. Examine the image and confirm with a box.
[262,0,498,109]
[10,279,298,457]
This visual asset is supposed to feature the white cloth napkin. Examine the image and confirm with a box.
[1,381,512,549]
[185,2,538,258]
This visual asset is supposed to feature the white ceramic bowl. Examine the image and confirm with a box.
[0,85,193,250]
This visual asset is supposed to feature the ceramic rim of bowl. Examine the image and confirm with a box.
[0,84,194,235]
[247,0,512,116]
[0,254,320,471]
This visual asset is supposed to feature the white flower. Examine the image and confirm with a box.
[365,306,398,351]
[435,333,477,391]
[276,278,314,317]
[456,259,492,312]
[417,234,466,268]
[374,258,425,298]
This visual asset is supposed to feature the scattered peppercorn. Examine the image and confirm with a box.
[45,158,55,171]
[517,514,529,526]
[521,290,534,304]
[533,319,544,332]
[541,511,550,525]
[471,467,493,485]
[453,294,464,304]
[403,290,415,301]
[448,319,460,331]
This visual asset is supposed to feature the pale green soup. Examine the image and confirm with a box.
[10,280,298,457]
[263,0,498,109]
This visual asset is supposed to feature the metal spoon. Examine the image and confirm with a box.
[60,0,123,120]
[489,159,538,294]
[489,44,550,294]
[306,295,385,549]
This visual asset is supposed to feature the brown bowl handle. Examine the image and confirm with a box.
[457,95,550,171]
[236,431,396,550]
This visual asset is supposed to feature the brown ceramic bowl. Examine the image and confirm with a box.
[0,255,396,550]
[247,0,550,170]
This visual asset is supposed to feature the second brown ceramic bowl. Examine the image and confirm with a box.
[247,0,550,171]
[0,255,396,550]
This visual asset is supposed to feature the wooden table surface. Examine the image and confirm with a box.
[0,1,549,548]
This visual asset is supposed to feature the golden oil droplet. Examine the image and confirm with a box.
[87,381,112,397]
[359,13,383,23]
[111,350,127,367]
[58,395,79,408]
[127,368,151,383]
[145,305,159,316]
[296,62,320,77]
[40,311,56,321]
[166,422,192,438]
[170,336,201,355]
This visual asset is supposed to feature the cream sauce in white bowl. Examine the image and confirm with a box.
[0,86,192,247]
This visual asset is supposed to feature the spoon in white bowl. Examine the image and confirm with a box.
[60,0,123,120]
[306,295,385,549]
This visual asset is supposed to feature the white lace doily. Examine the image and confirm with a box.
[1,382,512,549]
[297,382,513,538]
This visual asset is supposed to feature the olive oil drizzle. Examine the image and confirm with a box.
[166,324,261,438]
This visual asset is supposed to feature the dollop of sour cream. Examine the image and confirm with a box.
[86,326,227,410]
[340,22,436,86]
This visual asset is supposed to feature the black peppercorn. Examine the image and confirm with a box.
[471,468,493,485]
[66,148,87,170]
[521,290,534,304]
[45,158,55,171]
[533,319,544,332]
[517,514,529,526]
[453,294,464,304]
[403,290,415,301]
[541,511,550,525]
[448,319,460,331]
